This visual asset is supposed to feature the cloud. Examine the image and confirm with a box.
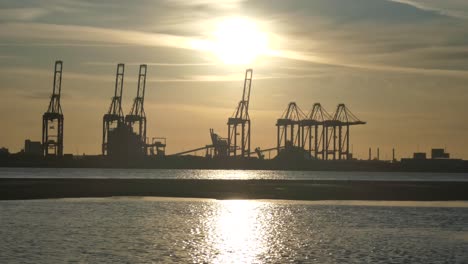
[0,67,109,82]
[165,0,245,10]
[230,1,468,78]
[2,0,468,79]
[389,0,468,19]
[0,22,336,70]
[0,8,48,21]
[84,61,217,67]
[0,65,326,85]
[271,48,468,78]
[0,23,197,50]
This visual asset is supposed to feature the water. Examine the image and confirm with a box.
[1,167,468,181]
[1,198,467,263]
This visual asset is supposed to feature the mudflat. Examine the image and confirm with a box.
[1,178,467,201]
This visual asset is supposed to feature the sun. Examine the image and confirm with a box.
[212,17,269,65]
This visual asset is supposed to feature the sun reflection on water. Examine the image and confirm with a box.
[202,200,270,264]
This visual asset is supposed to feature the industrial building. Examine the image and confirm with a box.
[432,149,450,159]
[24,140,42,156]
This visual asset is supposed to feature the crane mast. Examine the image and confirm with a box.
[102,63,125,155]
[42,60,64,156]
[125,64,147,154]
[227,69,253,158]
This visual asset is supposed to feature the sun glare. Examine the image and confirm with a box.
[212,17,269,65]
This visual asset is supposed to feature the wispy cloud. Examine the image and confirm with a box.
[0,23,197,50]
[389,0,468,19]
[3,22,467,78]
[270,48,468,78]
[0,42,131,47]
[0,67,109,82]
[154,72,323,82]
[0,8,49,21]
[84,61,217,67]
[0,66,325,84]
[165,0,245,10]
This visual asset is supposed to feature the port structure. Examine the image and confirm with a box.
[227,69,253,158]
[300,103,332,159]
[169,129,228,158]
[210,128,229,158]
[170,69,252,159]
[102,63,125,156]
[276,102,306,153]
[125,64,147,155]
[148,137,166,156]
[42,60,64,157]
[325,104,366,160]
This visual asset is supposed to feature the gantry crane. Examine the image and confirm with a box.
[326,104,366,160]
[301,103,332,159]
[276,102,306,153]
[42,60,64,157]
[102,63,125,156]
[125,64,147,155]
[227,69,253,158]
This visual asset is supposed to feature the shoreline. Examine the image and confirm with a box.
[1,178,467,201]
[2,151,468,173]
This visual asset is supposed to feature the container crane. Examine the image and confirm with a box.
[276,102,306,153]
[301,103,332,159]
[102,63,125,156]
[326,104,366,160]
[125,64,147,155]
[227,69,253,158]
[42,60,64,157]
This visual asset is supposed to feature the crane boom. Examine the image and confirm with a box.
[46,61,63,114]
[107,63,125,117]
[129,64,147,117]
[242,69,253,114]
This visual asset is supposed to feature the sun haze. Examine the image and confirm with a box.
[211,17,269,65]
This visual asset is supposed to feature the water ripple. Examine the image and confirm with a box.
[0,198,467,263]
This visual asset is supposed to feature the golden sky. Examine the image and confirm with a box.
[1,0,468,159]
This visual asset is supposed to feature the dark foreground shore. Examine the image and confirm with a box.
[1,178,468,201]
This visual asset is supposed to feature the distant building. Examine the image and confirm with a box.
[24,140,42,156]
[431,149,450,159]
[413,152,427,160]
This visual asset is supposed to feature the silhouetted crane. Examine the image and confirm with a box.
[125,64,147,155]
[276,102,306,153]
[102,63,125,156]
[228,69,253,158]
[301,103,332,159]
[326,104,366,160]
[42,60,64,157]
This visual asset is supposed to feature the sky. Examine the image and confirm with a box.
[1,0,468,160]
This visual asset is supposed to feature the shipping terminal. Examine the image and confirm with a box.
[1,60,467,173]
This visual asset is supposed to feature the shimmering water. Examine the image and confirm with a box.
[1,167,468,181]
[1,198,467,263]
